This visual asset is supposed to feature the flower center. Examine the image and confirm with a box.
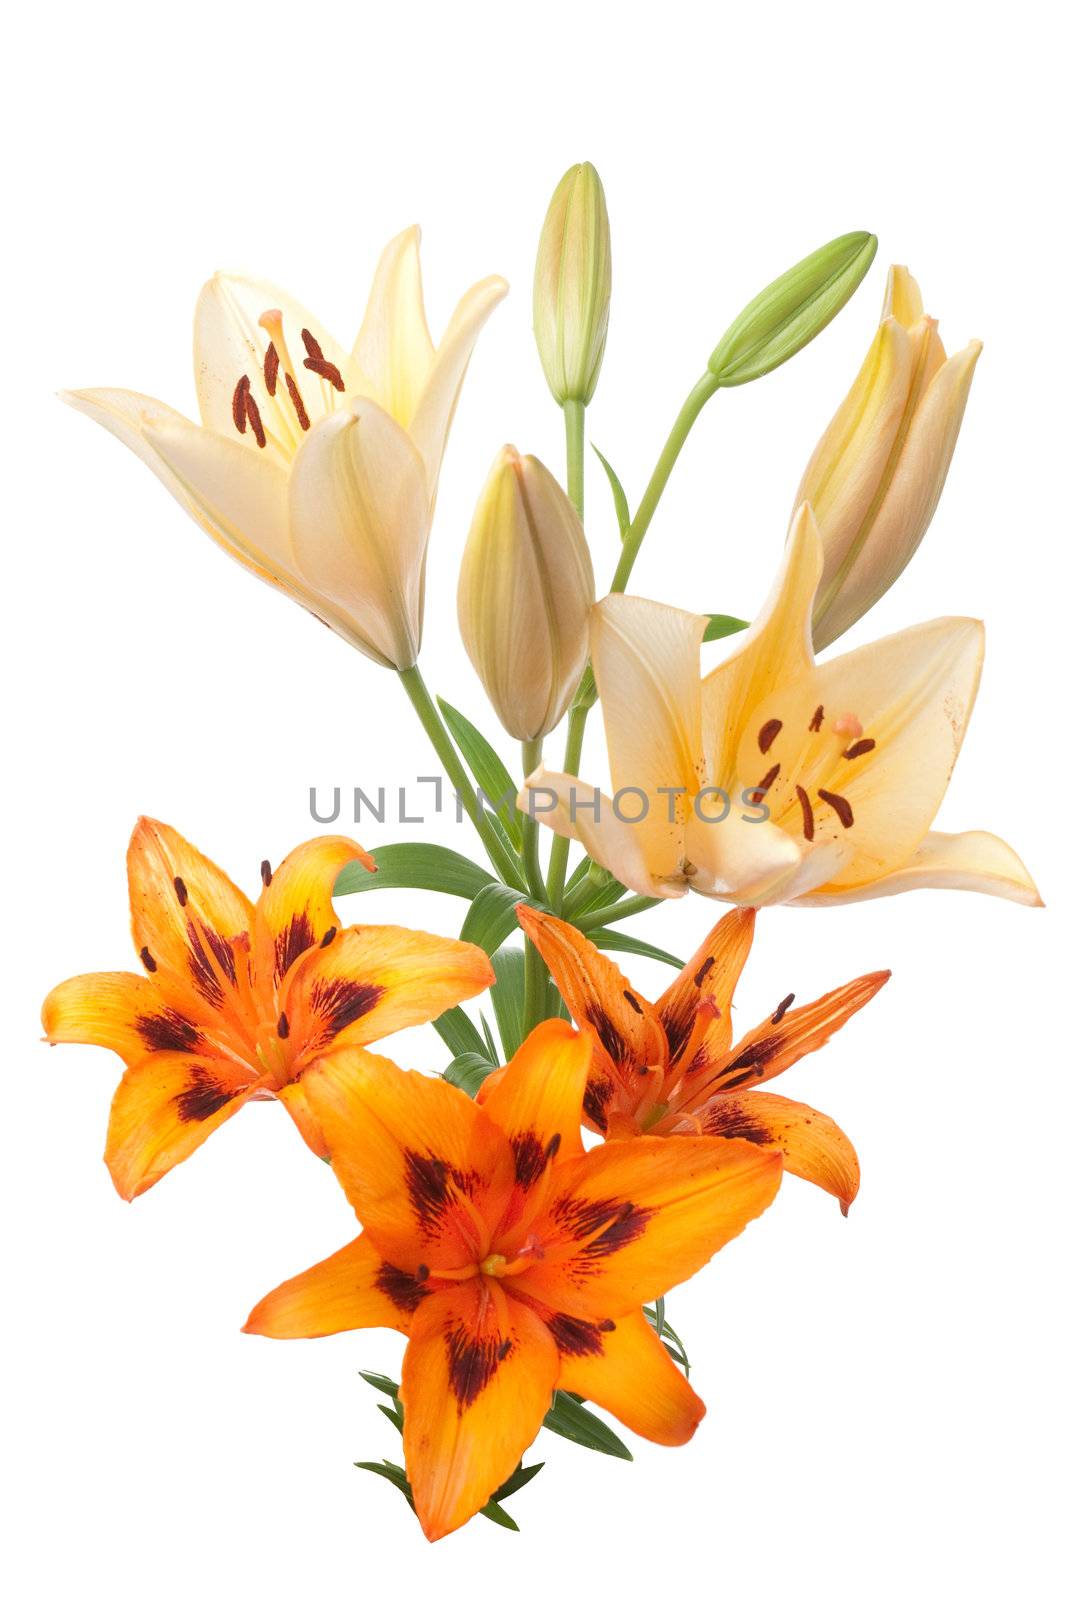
[229,308,347,458]
[749,703,878,841]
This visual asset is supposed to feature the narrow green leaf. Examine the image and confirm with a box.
[480,1013,500,1065]
[643,1306,691,1374]
[490,948,526,1060]
[478,1497,520,1531]
[433,1007,490,1062]
[704,613,749,642]
[546,982,570,1021]
[355,1460,414,1508]
[359,1370,400,1401]
[336,843,494,901]
[494,1461,544,1502]
[589,929,684,970]
[460,883,528,957]
[443,1051,497,1097]
[591,444,631,539]
[377,1403,403,1434]
[650,1297,666,1337]
[542,1391,633,1459]
[437,698,525,851]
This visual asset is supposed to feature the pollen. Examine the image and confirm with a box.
[479,1253,508,1277]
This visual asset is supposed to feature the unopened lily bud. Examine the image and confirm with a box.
[458,447,595,740]
[533,163,612,405]
[797,265,982,651]
[708,231,877,387]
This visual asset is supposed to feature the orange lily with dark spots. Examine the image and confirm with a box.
[41,818,494,1198]
[244,1020,782,1541]
[515,904,889,1213]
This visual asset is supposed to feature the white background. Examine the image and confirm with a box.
[4,2,1068,1595]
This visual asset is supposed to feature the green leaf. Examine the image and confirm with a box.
[704,613,749,642]
[589,929,684,970]
[432,1006,490,1062]
[480,1014,500,1065]
[437,698,525,851]
[355,1459,414,1508]
[546,982,570,1021]
[542,1391,633,1459]
[493,1461,544,1502]
[650,1297,666,1337]
[460,883,528,957]
[478,1497,520,1531]
[490,948,526,1060]
[359,1370,400,1401]
[643,1306,691,1375]
[377,1403,403,1434]
[336,842,494,901]
[591,444,631,539]
[443,1051,497,1097]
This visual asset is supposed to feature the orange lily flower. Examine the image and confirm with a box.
[41,819,493,1199]
[244,1021,782,1541]
[515,905,888,1214]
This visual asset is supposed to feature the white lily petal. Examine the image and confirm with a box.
[407,274,508,502]
[882,264,925,327]
[288,398,430,669]
[63,388,293,583]
[351,226,436,428]
[518,767,682,900]
[194,273,362,459]
[681,803,805,904]
[793,830,1042,906]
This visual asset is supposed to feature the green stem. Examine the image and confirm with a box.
[612,371,720,593]
[576,895,660,932]
[397,665,525,891]
[563,398,585,521]
[521,739,549,1035]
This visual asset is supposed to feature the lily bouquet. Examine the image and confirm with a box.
[43,165,1040,1542]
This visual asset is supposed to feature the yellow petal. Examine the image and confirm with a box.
[702,503,822,773]
[518,766,683,900]
[351,226,436,429]
[794,828,1042,906]
[287,397,430,668]
[556,1309,704,1446]
[882,264,925,328]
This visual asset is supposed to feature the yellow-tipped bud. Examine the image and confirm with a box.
[533,163,612,406]
[797,265,982,651]
[458,447,595,740]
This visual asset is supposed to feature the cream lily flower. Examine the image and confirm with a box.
[63,229,507,669]
[521,505,1040,907]
[798,265,981,652]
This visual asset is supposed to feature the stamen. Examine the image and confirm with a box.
[260,859,272,886]
[245,391,267,448]
[771,993,795,1025]
[301,328,345,391]
[263,342,280,396]
[758,718,782,754]
[695,955,715,986]
[818,788,855,828]
[545,1132,561,1160]
[598,1319,616,1332]
[320,925,338,948]
[174,876,188,906]
[809,705,825,732]
[139,946,157,973]
[844,738,876,760]
[285,373,311,431]
[796,785,815,841]
[623,990,643,1014]
[277,1012,290,1040]
[232,375,250,433]
[754,763,781,796]
[834,713,863,738]
[416,1263,430,1281]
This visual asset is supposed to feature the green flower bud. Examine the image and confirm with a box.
[708,231,877,387]
[534,162,612,405]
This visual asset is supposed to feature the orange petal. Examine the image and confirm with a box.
[43,971,167,1066]
[655,907,756,1073]
[698,1089,860,1211]
[516,906,667,1130]
[244,1232,425,1338]
[521,1136,782,1317]
[274,1079,330,1159]
[253,835,374,991]
[105,1052,260,1199]
[126,818,255,1019]
[280,923,493,1066]
[301,1048,513,1272]
[552,1308,705,1446]
[687,970,890,1100]
[402,1279,558,1541]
